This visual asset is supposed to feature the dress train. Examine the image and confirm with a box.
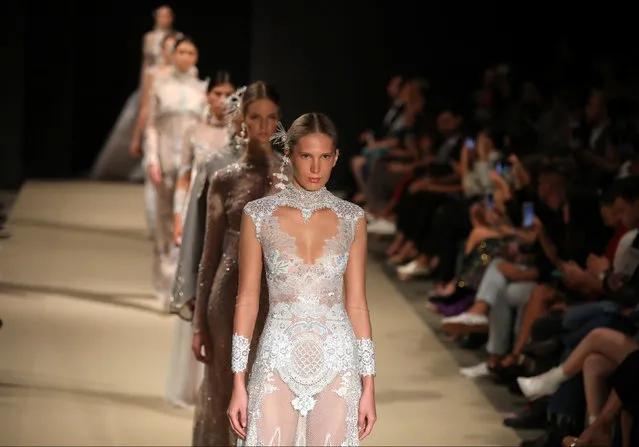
[166,317,204,407]
[90,90,142,181]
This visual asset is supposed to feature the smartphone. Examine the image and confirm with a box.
[551,269,566,279]
[465,137,475,150]
[495,162,503,175]
[485,192,494,209]
[522,202,534,228]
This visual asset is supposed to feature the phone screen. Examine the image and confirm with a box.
[485,192,494,209]
[522,202,534,228]
[495,162,503,175]
[465,138,475,150]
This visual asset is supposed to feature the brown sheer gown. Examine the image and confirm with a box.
[192,150,286,446]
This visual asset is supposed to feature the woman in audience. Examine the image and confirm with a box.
[381,109,464,269]
[350,79,419,203]
[362,86,425,214]
[492,187,628,373]
[519,328,639,446]
[427,168,518,312]
[367,132,434,237]
[395,128,499,280]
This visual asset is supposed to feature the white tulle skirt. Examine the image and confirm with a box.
[165,317,204,407]
[91,90,143,181]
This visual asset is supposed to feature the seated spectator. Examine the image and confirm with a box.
[571,90,621,191]
[363,88,425,213]
[489,185,626,374]
[371,108,464,266]
[394,129,499,280]
[351,77,417,203]
[515,175,639,447]
[520,328,639,447]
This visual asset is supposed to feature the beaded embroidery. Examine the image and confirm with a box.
[232,185,373,446]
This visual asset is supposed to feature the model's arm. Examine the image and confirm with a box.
[344,217,376,380]
[174,126,196,219]
[344,215,377,440]
[141,33,154,74]
[131,70,154,155]
[230,207,263,383]
[143,81,160,169]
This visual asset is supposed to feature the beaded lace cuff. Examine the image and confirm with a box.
[231,333,251,373]
[357,338,376,376]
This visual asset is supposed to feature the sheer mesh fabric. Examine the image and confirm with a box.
[239,189,365,446]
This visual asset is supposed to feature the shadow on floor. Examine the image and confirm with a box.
[0,282,166,315]
[0,375,192,420]
[9,218,149,242]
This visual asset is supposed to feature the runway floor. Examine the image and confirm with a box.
[0,181,521,446]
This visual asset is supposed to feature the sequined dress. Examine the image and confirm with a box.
[164,121,233,408]
[238,185,371,446]
[192,151,284,446]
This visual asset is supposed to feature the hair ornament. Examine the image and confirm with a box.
[271,121,290,190]
[270,121,290,150]
[224,86,247,123]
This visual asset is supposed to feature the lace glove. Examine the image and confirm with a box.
[357,338,376,376]
[231,333,251,373]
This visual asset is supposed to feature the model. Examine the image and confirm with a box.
[228,113,377,446]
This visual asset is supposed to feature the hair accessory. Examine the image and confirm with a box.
[270,121,290,150]
[224,85,247,123]
[202,104,211,121]
[271,122,290,190]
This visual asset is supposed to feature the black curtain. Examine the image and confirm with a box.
[6,1,253,186]
[0,1,25,189]
[249,0,394,191]
[6,0,636,191]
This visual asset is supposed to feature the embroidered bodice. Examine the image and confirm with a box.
[244,185,364,306]
[142,28,171,70]
[144,70,208,172]
[152,70,208,119]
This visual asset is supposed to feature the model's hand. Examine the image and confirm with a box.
[192,331,208,363]
[130,137,141,157]
[357,387,377,440]
[173,214,183,246]
[227,385,248,439]
[147,164,162,186]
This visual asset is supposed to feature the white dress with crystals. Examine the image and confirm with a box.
[236,185,375,447]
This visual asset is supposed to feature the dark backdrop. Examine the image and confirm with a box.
[1,0,636,191]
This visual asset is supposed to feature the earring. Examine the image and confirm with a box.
[274,153,290,190]
[234,122,248,153]
[202,104,211,122]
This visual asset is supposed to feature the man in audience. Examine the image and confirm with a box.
[370,107,464,268]
[572,90,620,191]
[351,75,409,203]
[518,175,639,447]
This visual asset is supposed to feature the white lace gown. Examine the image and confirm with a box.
[239,186,373,446]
